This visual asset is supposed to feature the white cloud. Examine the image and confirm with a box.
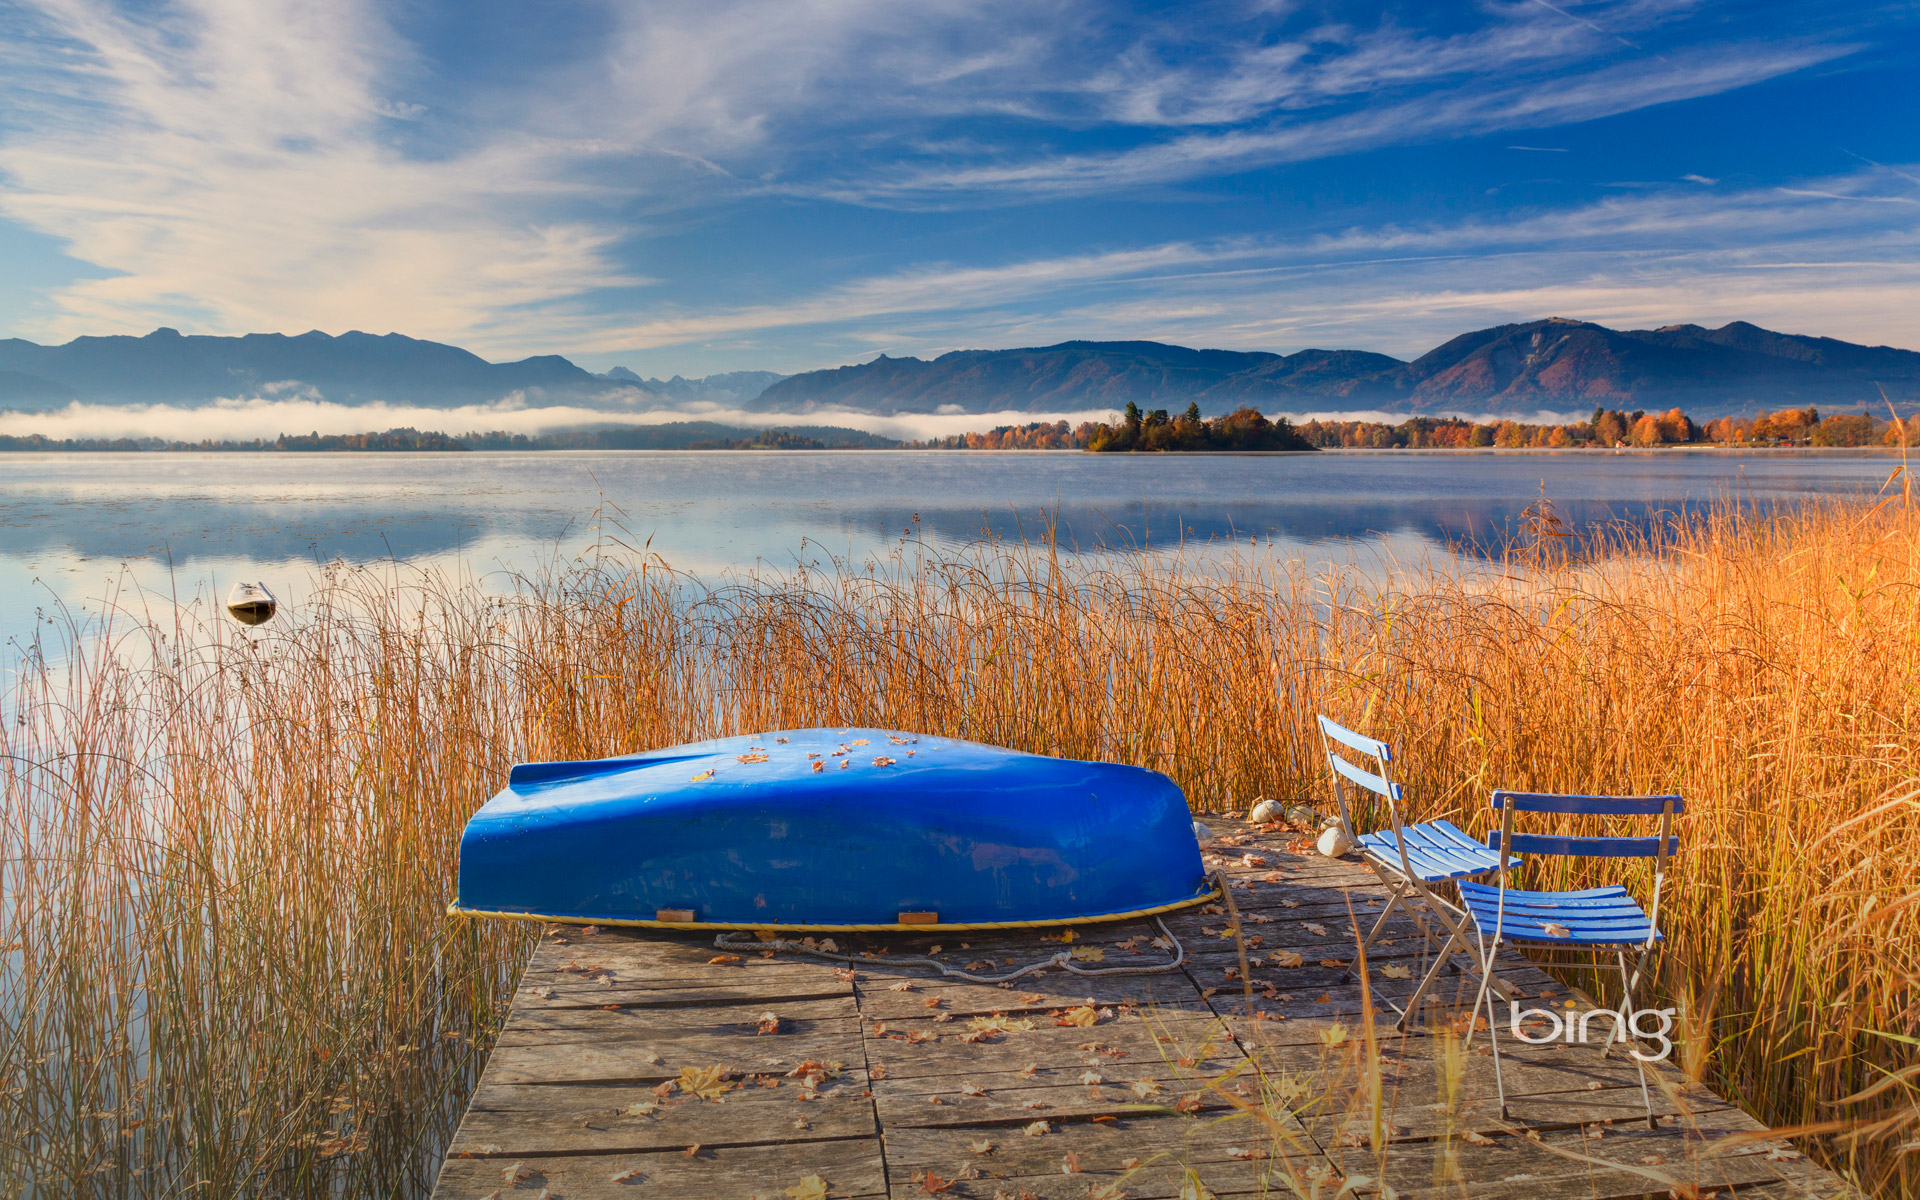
[0,0,638,346]
[559,166,1920,364]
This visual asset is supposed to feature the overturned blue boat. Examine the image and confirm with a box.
[452,728,1212,931]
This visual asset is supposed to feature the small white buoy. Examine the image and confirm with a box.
[1192,820,1216,846]
[1316,825,1356,858]
[1248,799,1284,825]
[226,580,277,626]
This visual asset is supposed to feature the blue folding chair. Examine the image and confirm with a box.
[1316,715,1516,1029]
[1461,790,1681,1128]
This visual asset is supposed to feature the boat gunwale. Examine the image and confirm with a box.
[445,882,1222,933]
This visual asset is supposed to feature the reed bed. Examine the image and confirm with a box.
[2,494,1917,1196]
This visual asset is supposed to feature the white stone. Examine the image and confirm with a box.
[1248,799,1284,825]
[1317,825,1356,858]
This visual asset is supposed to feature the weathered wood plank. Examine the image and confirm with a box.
[432,1136,886,1199]
[479,1029,868,1086]
[1321,1110,1846,1200]
[445,1080,873,1157]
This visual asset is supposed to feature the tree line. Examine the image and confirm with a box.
[910,404,1919,452]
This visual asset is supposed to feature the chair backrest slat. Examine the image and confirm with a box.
[1491,790,1684,816]
[1329,752,1401,802]
[1317,715,1393,762]
[1489,831,1680,859]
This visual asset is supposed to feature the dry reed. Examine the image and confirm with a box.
[2,494,1916,1195]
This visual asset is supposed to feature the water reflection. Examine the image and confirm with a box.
[0,448,1893,652]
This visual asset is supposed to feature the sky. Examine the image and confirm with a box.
[0,0,1916,379]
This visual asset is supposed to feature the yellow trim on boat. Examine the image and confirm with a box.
[446,883,1221,934]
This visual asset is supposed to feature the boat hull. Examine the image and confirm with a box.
[453,728,1211,930]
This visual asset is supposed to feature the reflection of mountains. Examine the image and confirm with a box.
[0,500,547,564]
[819,498,1703,558]
[2,492,1720,568]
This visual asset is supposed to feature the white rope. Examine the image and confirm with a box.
[715,914,1187,984]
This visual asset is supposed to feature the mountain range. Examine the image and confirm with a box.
[2,318,1915,420]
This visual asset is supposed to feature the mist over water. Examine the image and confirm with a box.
[0,447,1896,656]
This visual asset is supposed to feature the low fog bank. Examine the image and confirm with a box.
[0,396,1583,445]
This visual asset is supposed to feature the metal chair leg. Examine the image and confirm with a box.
[1339,878,1411,984]
[1618,950,1656,1130]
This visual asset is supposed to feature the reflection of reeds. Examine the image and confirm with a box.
[2,495,1917,1195]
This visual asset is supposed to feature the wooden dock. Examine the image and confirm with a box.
[430,819,1857,1199]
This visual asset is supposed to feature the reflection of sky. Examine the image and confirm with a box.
[0,448,1894,655]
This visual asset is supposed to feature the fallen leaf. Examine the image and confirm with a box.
[1122,1157,1141,1170]
[503,1162,532,1184]
[708,955,741,965]
[1016,1064,1040,1079]
[611,1166,644,1182]
[623,1101,659,1117]
[812,762,824,773]
[1378,963,1413,980]
[678,1065,736,1101]
[1023,1120,1052,1137]
[1304,923,1328,936]
[849,738,870,746]
[1054,1006,1100,1028]
[1080,1071,1103,1085]
[1131,1079,1163,1098]
[786,1176,830,1200]
[1068,946,1106,961]
[1089,1185,1127,1200]
[914,1170,956,1195]
[1765,1147,1804,1161]
[1461,1130,1497,1147]
[1269,950,1304,968]
[966,1015,1035,1036]
[967,1139,995,1154]
[834,968,856,981]
[1319,1025,1349,1047]
[1061,1151,1082,1174]
[1543,922,1573,938]
[757,1013,781,1035]
[685,1143,702,1159]
[888,981,915,992]
[1319,958,1347,969]
[1225,1148,1266,1160]
[1173,1095,1204,1114]
[691,769,714,782]
[961,1083,987,1096]
[737,752,771,764]
[873,756,896,767]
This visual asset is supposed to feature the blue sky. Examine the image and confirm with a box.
[0,0,1915,377]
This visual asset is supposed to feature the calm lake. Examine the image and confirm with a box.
[0,447,1901,655]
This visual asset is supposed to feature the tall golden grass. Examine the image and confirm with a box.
[3,493,1917,1195]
